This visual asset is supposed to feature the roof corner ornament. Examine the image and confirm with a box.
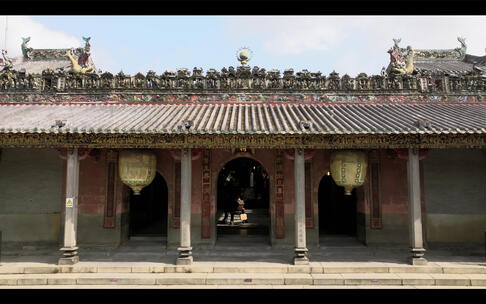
[456,36,467,57]
[82,36,91,47]
[236,47,253,66]
[389,41,415,75]
[21,37,32,60]
[77,36,91,67]
[179,120,194,131]
[392,38,401,49]
[299,120,312,130]
[388,38,405,68]
[415,118,432,129]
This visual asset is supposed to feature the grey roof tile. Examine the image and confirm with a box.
[415,60,471,73]
[0,102,485,136]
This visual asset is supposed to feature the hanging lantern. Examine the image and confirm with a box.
[330,150,368,195]
[118,149,156,195]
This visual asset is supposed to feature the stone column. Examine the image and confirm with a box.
[407,148,427,265]
[177,148,193,265]
[293,149,309,264]
[59,148,80,265]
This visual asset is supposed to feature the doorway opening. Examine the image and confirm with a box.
[216,157,270,241]
[318,174,359,246]
[129,172,168,239]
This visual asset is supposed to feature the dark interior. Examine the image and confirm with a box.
[129,172,168,237]
[318,174,357,236]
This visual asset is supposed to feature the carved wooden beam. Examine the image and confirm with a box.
[283,149,315,160]
[55,147,96,160]
[168,148,202,161]
[389,148,430,160]
[2,133,485,149]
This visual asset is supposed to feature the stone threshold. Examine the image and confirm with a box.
[0,273,485,287]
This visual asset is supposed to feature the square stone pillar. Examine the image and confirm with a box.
[293,149,309,264]
[407,148,427,265]
[59,148,80,265]
[177,148,193,265]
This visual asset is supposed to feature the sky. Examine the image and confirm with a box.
[1,16,486,77]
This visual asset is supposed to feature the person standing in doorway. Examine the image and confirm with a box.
[221,190,239,225]
[237,196,248,224]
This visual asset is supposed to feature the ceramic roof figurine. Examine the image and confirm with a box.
[8,36,96,74]
[386,37,486,75]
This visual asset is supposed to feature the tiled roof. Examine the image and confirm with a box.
[414,59,476,74]
[10,57,72,74]
[413,54,486,74]
[0,102,485,135]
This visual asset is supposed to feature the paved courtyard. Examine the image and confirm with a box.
[1,238,484,288]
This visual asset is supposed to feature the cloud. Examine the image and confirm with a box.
[0,16,81,57]
[224,16,486,76]
[225,16,369,55]
[226,16,486,54]
[89,45,118,73]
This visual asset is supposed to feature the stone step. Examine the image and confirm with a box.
[0,272,485,287]
[0,264,485,275]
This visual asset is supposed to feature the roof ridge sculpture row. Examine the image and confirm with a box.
[20,36,92,61]
[1,36,486,92]
[411,37,467,60]
[1,66,486,94]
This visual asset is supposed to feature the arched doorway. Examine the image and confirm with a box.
[216,157,270,241]
[318,174,358,244]
[129,172,168,238]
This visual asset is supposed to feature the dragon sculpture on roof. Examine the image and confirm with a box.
[65,49,94,74]
[65,37,95,74]
[388,39,415,75]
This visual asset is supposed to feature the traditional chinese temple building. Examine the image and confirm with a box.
[0,37,485,266]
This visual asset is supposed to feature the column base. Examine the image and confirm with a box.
[409,247,427,265]
[293,247,309,265]
[176,247,193,265]
[409,257,428,265]
[59,247,79,265]
[293,256,309,265]
[176,256,194,265]
[58,256,79,265]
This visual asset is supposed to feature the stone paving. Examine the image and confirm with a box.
[0,241,484,288]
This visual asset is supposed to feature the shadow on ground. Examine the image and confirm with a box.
[1,236,484,265]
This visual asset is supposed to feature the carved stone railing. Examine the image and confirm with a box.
[0,66,485,94]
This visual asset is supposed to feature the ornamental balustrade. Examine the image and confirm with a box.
[1,67,485,94]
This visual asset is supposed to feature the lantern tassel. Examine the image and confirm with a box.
[344,187,353,196]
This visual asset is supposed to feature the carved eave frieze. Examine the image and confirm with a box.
[1,132,485,149]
